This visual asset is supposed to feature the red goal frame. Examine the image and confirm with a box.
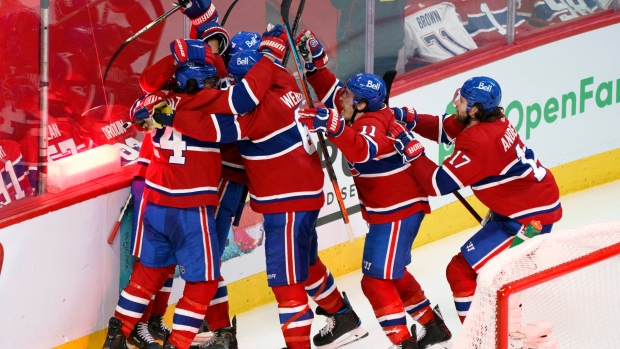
[495,241,620,348]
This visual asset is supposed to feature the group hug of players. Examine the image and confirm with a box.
[101,1,563,349]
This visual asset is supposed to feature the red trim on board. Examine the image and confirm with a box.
[0,167,133,230]
[392,10,620,97]
[0,242,4,276]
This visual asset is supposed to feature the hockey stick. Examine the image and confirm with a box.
[453,191,482,224]
[103,0,189,83]
[281,0,355,242]
[107,194,133,244]
[281,0,305,67]
[382,70,397,105]
[220,0,240,26]
[383,71,483,224]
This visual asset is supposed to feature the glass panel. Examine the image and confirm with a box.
[515,0,608,39]
[0,0,187,209]
[0,0,41,207]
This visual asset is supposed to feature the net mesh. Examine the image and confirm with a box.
[452,220,620,349]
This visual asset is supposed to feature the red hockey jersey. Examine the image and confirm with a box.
[135,57,279,208]
[411,113,562,225]
[170,65,325,214]
[139,54,250,185]
[0,140,34,207]
[307,68,430,224]
[77,104,142,167]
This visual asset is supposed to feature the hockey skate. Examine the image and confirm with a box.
[162,340,178,349]
[389,328,418,349]
[416,305,452,349]
[128,321,163,349]
[190,316,237,349]
[147,315,172,341]
[313,292,369,349]
[102,317,129,349]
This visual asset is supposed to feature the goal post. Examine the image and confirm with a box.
[453,220,620,349]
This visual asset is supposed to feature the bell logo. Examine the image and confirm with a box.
[237,56,250,66]
[245,36,258,48]
[477,82,492,92]
[366,80,380,90]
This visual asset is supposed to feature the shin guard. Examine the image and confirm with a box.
[168,280,219,349]
[305,258,343,314]
[361,275,411,345]
[204,276,231,331]
[446,253,478,323]
[393,270,433,324]
[273,283,314,349]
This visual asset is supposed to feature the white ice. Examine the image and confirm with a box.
[232,180,620,349]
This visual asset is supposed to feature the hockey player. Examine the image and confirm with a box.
[0,140,34,207]
[101,36,283,349]
[388,76,562,323]
[137,22,255,349]
[295,30,451,349]
[148,25,369,349]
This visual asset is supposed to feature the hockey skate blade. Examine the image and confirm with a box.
[191,331,214,345]
[316,326,369,349]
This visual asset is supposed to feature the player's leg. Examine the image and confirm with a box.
[128,179,173,348]
[263,211,316,349]
[302,211,367,348]
[360,216,422,347]
[447,213,522,323]
[447,213,553,323]
[164,205,222,349]
[192,179,245,349]
[103,201,176,349]
[392,212,451,349]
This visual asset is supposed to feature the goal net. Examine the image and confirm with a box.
[452,220,620,349]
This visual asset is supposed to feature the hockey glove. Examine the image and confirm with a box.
[259,24,289,64]
[388,121,425,163]
[295,30,328,73]
[170,39,215,66]
[391,106,418,130]
[195,21,230,54]
[298,108,345,137]
[181,0,216,21]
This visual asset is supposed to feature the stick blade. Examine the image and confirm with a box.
[382,69,397,105]
[345,223,355,243]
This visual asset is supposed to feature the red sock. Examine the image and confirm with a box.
[204,276,231,330]
[393,270,433,324]
[168,280,219,349]
[272,283,313,349]
[361,275,411,345]
[305,258,343,314]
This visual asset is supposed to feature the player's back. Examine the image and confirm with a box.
[347,108,430,224]
[460,117,562,224]
[142,90,223,209]
[234,67,325,214]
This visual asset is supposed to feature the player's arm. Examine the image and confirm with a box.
[155,110,245,144]
[139,56,178,93]
[294,30,345,112]
[389,122,484,196]
[392,107,465,145]
[297,108,379,163]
